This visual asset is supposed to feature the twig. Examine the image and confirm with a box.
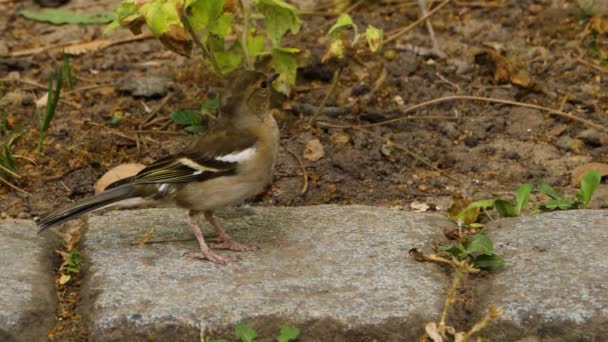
[359,95,608,132]
[308,66,343,126]
[64,84,113,95]
[178,7,223,76]
[140,93,173,129]
[385,0,451,45]
[316,115,458,129]
[285,146,308,195]
[130,130,187,136]
[0,174,30,195]
[0,77,48,89]
[576,57,608,75]
[0,163,20,179]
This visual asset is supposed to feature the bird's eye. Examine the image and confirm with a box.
[260,81,268,89]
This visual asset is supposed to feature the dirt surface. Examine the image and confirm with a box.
[1,0,608,340]
[1,0,608,218]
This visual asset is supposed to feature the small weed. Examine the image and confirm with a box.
[539,170,601,210]
[208,322,300,342]
[62,52,75,89]
[37,69,63,153]
[495,183,531,218]
[170,98,219,134]
[439,232,505,271]
[58,249,81,285]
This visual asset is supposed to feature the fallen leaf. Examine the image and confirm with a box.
[95,163,146,193]
[425,322,443,342]
[571,162,608,186]
[410,201,430,212]
[303,138,325,161]
[35,92,49,108]
[63,39,112,55]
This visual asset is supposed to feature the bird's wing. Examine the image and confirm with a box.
[107,129,258,188]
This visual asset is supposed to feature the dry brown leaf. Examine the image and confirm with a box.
[303,138,325,161]
[94,163,146,193]
[35,92,49,108]
[63,39,112,55]
[571,162,608,186]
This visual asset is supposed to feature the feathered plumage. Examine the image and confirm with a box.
[36,71,280,264]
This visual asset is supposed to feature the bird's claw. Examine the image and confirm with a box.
[210,239,258,251]
[183,251,240,264]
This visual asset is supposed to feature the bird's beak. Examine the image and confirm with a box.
[267,73,280,84]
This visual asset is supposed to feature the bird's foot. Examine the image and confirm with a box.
[183,250,240,264]
[210,239,257,251]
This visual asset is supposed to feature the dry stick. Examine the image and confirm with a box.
[285,146,308,195]
[385,0,451,44]
[576,57,608,74]
[0,163,20,179]
[307,66,343,126]
[0,78,48,89]
[0,175,30,195]
[140,93,173,129]
[178,8,223,76]
[317,115,458,129]
[130,130,187,136]
[360,95,608,132]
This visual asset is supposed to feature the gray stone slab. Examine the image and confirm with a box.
[477,210,608,341]
[0,220,58,342]
[81,205,450,341]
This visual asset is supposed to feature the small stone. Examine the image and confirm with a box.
[393,95,405,106]
[118,76,173,98]
[383,49,396,60]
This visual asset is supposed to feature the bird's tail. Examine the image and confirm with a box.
[35,185,139,233]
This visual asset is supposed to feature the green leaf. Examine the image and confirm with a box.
[170,110,201,126]
[545,198,576,210]
[271,47,299,95]
[328,13,356,39]
[184,125,204,134]
[254,0,302,46]
[105,0,139,34]
[580,170,601,208]
[472,254,505,270]
[514,183,532,215]
[276,325,300,342]
[365,25,383,52]
[538,180,560,200]
[439,244,467,261]
[138,0,181,37]
[468,199,496,209]
[201,98,220,110]
[246,30,266,57]
[463,232,494,256]
[20,9,114,25]
[494,199,516,217]
[214,43,243,74]
[235,322,257,342]
[188,0,232,36]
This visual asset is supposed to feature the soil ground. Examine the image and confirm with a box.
[0,0,607,340]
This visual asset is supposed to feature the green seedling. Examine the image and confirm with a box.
[494,183,531,217]
[62,52,75,89]
[539,171,601,210]
[37,70,63,153]
[439,232,505,271]
[170,109,205,134]
[210,322,300,342]
[20,9,114,25]
[577,170,601,208]
[58,249,81,285]
[0,131,22,178]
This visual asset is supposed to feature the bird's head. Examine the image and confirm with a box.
[222,70,278,120]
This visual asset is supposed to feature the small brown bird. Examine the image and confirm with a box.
[36,71,280,264]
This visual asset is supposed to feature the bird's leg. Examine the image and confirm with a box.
[183,210,239,264]
[204,211,257,251]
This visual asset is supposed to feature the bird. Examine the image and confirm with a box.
[36,70,280,264]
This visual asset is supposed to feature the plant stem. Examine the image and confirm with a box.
[307,66,342,126]
[239,0,253,69]
[178,8,223,76]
